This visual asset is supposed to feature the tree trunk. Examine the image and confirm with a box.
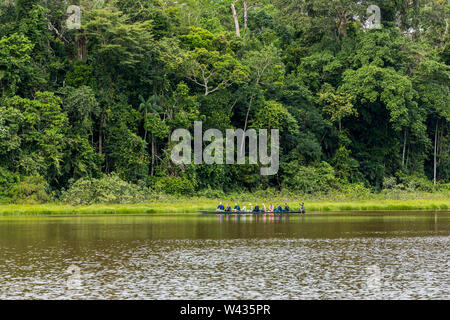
[76,31,87,61]
[99,113,106,156]
[240,95,254,153]
[402,129,407,167]
[151,135,155,176]
[438,123,444,167]
[336,19,341,41]
[231,0,241,37]
[99,130,103,155]
[406,141,410,170]
[434,120,438,185]
[243,1,248,38]
[341,12,347,37]
[336,10,347,40]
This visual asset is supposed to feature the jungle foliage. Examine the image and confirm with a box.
[0,0,448,203]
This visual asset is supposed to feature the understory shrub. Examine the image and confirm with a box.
[196,187,226,199]
[60,174,152,205]
[282,161,339,194]
[0,166,19,199]
[154,176,196,196]
[334,182,372,200]
[10,175,49,204]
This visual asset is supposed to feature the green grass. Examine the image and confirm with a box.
[0,197,448,215]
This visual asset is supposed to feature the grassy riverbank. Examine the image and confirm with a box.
[0,197,448,215]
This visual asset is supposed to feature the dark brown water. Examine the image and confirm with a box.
[0,212,448,299]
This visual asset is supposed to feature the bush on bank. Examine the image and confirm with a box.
[60,174,152,205]
[9,175,49,204]
[0,172,449,205]
[154,176,196,196]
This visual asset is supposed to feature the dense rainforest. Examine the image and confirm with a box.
[0,0,448,204]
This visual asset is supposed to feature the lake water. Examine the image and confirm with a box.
[0,212,448,299]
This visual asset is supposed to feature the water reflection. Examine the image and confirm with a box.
[0,212,448,299]
[218,213,298,224]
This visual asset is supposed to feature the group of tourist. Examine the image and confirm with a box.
[216,202,305,213]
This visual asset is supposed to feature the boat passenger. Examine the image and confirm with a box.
[217,202,225,211]
[233,203,240,212]
[277,204,283,212]
[301,202,305,213]
[241,205,247,212]
[253,203,260,213]
[268,204,274,212]
[225,204,232,212]
[249,203,253,212]
[283,203,290,212]
[261,203,266,212]
[274,203,280,213]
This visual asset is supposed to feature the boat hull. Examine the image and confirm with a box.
[198,210,305,214]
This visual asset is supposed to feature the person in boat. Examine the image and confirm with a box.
[233,202,240,212]
[241,204,247,212]
[249,203,253,212]
[253,203,260,213]
[261,203,266,212]
[301,202,305,213]
[225,204,232,212]
[217,202,225,211]
[274,203,283,213]
[268,204,274,212]
[284,203,290,212]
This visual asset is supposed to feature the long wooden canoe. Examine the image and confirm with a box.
[198,210,305,214]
